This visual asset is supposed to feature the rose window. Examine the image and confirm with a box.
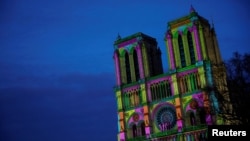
[156,106,176,131]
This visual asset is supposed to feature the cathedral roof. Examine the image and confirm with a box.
[114,32,156,45]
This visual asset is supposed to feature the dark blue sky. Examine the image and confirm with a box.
[0,0,249,141]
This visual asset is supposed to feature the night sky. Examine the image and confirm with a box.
[0,0,249,141]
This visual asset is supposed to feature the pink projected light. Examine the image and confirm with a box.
[114,52,121,85]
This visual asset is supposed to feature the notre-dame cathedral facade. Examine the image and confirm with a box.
[113,6,229,141]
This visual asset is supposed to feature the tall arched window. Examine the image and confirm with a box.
[190,112,196,126]
[198,108,206,124]
[148,47,154,76]
[133,50,140,81]
[140,122,145,136]
[187,31,196,64]
[125,52,131,83]
[132,124,137,137]
[178,34,186,67]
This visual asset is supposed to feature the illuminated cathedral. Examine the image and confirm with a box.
[113,6,228,141]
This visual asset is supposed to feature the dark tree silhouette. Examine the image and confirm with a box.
[203,52,250,125]
[225,52,250,125]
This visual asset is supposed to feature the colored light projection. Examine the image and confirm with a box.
[114,7,223,141]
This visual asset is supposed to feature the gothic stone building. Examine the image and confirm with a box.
[113,7,228,141]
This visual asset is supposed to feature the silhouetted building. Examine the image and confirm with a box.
[113,6,229,141]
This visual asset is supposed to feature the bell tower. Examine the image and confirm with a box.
[113,32,163,86]
[165,6,229,125]
[165,6,223,70]
[113,6,230,141]
[113,32,163,141]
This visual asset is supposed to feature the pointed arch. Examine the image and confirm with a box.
[125,52,131,83]
[187,31,196,64]
[118,48,126,57]
[172,31,179,38]
[183,27,189,35]
[178,34,186,67]
[133,49,140,81]
[126,45,134,54]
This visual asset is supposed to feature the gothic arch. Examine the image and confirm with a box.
[172,31,179,38]
[184,98,206,126]
[127,112,145,138]
[127,112,142,127]
[127,46,136,54]
[178,34,186,67]
[183,27,189,35]
[118,48,126,57]
[129,46,137,54]
[125,51,131,83]
[184,98,200,112]
[133,49,140,81]
[187,31,196,64]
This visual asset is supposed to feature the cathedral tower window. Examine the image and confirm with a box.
[125,52,131,83]
[187,31,196,64]
[133,49,140,81]
[178,34,186,67]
